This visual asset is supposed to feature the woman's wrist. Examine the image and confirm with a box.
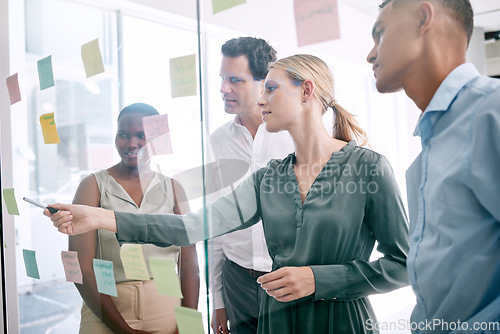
[97,208,117,232]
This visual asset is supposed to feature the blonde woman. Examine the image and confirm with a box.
[49,55,408,334]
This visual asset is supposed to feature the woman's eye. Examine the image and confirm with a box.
[266,85,276,92]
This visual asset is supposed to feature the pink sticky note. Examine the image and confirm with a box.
[294,0,340,47]
[143,114,173,156]
[6,73,21,105]
[61,251,83,284]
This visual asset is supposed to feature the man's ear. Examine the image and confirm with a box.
[418,2,434,32]
[302,80,314,101]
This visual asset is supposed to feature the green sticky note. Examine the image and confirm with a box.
[212,0,246,13]
[2,188,19,215]
[175,306,204,334]
[120,244,150,281]
[93,259,118,297]
[170,54,197,98]
[149,257,183,298]
[81,38,105,78]
[37,55,55,90]
[23,249,40,279]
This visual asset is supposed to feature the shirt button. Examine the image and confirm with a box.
[413,236,421,243]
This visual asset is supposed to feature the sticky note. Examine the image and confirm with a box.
[61,251,83,284]
[170,54,197,98]
[37,55,55,90]
[212,0,246,13]
[120,244,150,281]
[143,114,173,156]
[39,112,61,144]
[23,249,40,279]
[93,259,118,297]
[175,306,204,334]
[2,188,19,215]
[294,0,340,47]
[6,73,21,105]
[81,38,105,78]
[149,257,183,298]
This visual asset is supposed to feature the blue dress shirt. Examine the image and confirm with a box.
[406,63,500,333]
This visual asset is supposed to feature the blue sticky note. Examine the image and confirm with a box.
[93,259,118,297]
[37,55,55,90]
[23,249,40,279]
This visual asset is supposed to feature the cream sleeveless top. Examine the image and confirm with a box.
[93,170,181,283]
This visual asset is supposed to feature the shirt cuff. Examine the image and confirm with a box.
[310,265,347,301]
[213,290,225,309]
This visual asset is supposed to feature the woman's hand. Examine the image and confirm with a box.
[257,266,315,302]
[44,203,116,235]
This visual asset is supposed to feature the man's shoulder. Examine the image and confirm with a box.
[210,120,233,140]
[468,75,500,96]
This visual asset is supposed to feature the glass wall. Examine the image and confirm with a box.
[1,0,431,333]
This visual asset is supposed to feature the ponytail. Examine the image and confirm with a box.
[330,100,368,146]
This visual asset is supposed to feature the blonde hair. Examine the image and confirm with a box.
[269,54,368,146]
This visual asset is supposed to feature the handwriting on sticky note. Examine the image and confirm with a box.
[149,257,183,298]
[37,55,55,90]
[120,244,150,281]
[23,249,40,279]
[294,0,340,47]
[2,188,20,215]
[170,54,197,98]
[81,38,105,78]
[212,0,246,14]
[142,114,173,156]
[61,251,83,284]
[175,306,204,334]
[93,259,118,297]
[6,73,21,105]
[39,112,61,144]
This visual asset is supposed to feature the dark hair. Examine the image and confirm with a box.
[221,37,277,81]
[379,0,473,44]
[117,103,159,121]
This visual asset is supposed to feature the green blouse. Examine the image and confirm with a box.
[115,141,409,333]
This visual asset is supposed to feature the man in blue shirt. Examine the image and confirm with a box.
[367,0,500,333]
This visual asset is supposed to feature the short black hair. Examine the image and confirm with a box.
[379,0,473,44]
[221,37,277,81]
[117,103,159,121]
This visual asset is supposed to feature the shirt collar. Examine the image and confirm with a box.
[413,63,480,137]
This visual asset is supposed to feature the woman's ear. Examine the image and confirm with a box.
[302,80,314,102]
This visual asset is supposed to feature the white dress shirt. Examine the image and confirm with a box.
[208,117,294,309]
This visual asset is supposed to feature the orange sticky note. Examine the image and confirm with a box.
[6,73,21,105]
[294,0,340,47]
[39,112,61,144]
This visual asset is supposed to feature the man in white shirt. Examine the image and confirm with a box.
[209,37,294,334]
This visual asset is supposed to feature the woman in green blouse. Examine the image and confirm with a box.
[49,54,409,334]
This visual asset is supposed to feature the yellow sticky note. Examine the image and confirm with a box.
[81,38,105,78]
[170,54,197,98]
[175,306,204,334]
[2,188,20,215]
[120,244,150,281]
[39,112,60,144]
[149,257,183,298]
[212,0,246,14]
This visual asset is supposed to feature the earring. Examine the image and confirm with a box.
[302,98,307,103]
